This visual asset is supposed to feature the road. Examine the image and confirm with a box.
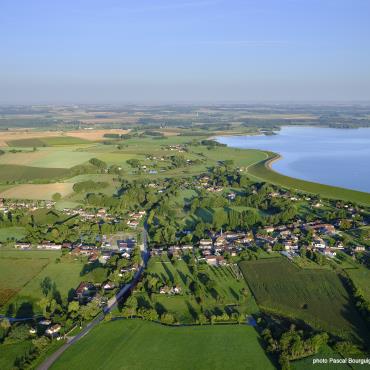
[37,227,149,370]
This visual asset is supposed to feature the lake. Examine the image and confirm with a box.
[217,126,370,193]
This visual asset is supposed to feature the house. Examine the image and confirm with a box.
[321,248,336,258]
[159,285,182,295]
[37,242,62,250]
[38,319,52,326]
[103,281,116,290]
[354,246,366,252]
[312,238,326,249]
[283,241,299,251]
[227,192,236,200]
[45,324,61,337]
[75,282,96,303]
[199,239,213,249]
[14,242,31,250]
[205,255,226,266]
[256,234,276,245]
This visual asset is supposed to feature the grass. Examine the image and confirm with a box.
[239,258,369,344]
[0,341,33,370]
[0,250,85,315]
[0,226,27,242]
[346,266,370,302]
[10,256,85,311]
[51,319,274,370]
[248,151,370,206]
[0,183,75,200]
[6,136,89,147]
[0,164,69,182]
[0,257,49,307]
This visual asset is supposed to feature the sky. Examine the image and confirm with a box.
[1,0,370,104]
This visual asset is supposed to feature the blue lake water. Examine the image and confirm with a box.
[217,126,370,193]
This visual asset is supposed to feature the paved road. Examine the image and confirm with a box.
[37,228,149,370]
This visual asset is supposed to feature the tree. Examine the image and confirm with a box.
[52,193,62,202]
[160,312,175,325]
[40,277,53,297]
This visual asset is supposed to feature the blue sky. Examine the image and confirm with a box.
[1,0,370,103]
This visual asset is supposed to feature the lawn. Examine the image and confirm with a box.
[51,319,274,370]
[239,258,369,344]
[0,226,27,242]
[0,182,74,200]
[247,151,370,206]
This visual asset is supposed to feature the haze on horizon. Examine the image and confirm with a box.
[1,0,370,104]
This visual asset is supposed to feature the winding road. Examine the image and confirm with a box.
[37,228,149,370]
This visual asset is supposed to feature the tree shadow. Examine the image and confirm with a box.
[229,287,239,301]
[161,262,174,284]
[185,301,198,322]
[154,302,167,316]
[16,302,34,318]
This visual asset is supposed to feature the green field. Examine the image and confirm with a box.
[6,136,90,147]
[0,342,33,370]
[0,256,49,307]
[346,266,370,302]
[0,250,84,315]
[52,319,274,370]
[10,257,85,310]
[239,259,369,343]
[0,227,27,242]
[0,164,69,182]
[247,152,370,206]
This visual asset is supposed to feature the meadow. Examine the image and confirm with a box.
[51,319,274,370]
[0,255,49,307]
[346,266,370,302]
[0,226,27,242]
[9,256,85,312]
[0,164,69,182]
[239,258,369,344]
[6,136,90,147]
[0,250,85,315]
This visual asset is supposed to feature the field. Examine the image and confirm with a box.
[247,152,370,206]
[6,136,90,147]
[0,342,33,370]
[346,266,370,302]
[0,183,74,200]
[0,149,95,168]
[0,256,49,307]
[10,256,85,311]
[0,250,85,315]
[0,227,27,242]
[239,258,369,343]
[0,164,69,182]
[51,319,274,370]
